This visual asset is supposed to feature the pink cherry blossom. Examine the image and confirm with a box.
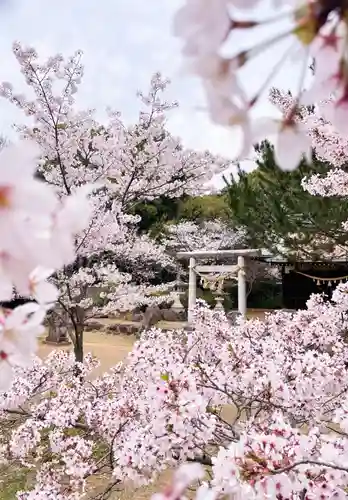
[151,463,205,500]
[172,0,348,167]
[253,115,312,171]
[0,42,234,360]
[1,291,348,498]
[164,220,245,252]
[173,0,231,59]
[27,266,58,305]
[270,86,348,199]
[0,303,46,389]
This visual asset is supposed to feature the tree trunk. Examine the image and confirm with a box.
[74,324,84,363]
[72,306,86,363]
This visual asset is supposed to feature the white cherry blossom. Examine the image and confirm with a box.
[0,303,46,390]
[253,115,312,171]
[173,0,348,168]
[173,0,231,58]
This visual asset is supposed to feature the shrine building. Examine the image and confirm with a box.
[257,254,348,310]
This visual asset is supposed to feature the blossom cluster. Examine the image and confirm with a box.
[0,42,229,203]
[2,290,348,498]
[0,42,233,358]
[0,139,93,389]
[269,87,348,201]
[173,0,348,169]
[163,219,245,253]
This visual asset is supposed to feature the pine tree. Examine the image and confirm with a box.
[225,140,348,259]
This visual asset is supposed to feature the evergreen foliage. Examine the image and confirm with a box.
[132,193,230,236]
[225,140,348,259]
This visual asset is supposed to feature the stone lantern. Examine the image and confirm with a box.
[45,305,71,345]
[170,279,187,321]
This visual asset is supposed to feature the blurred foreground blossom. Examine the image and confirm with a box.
[173,0,348,169]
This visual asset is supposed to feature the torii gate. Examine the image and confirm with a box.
[177,249,261,324]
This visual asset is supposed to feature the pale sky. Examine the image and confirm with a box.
[0,0,304,187]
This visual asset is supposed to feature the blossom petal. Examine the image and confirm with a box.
[33,280,59,305]
[275,124,312,171]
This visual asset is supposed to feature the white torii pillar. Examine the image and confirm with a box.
[237,255,247,316]
[188,257,197,324]
[177,249,261,326]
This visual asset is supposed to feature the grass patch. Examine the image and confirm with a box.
[0,465,33,499]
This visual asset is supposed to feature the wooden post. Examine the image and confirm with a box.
[238,255,247,316]
[188,257,197,325]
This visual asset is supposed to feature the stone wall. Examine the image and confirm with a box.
[84,320,140,335]
[83,319,184,336]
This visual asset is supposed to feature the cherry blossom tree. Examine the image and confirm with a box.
[172,0,348,169]
[2,289,348,498]
[163,219,245,253]
[0,42,229,205]
[0,42,232,360]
